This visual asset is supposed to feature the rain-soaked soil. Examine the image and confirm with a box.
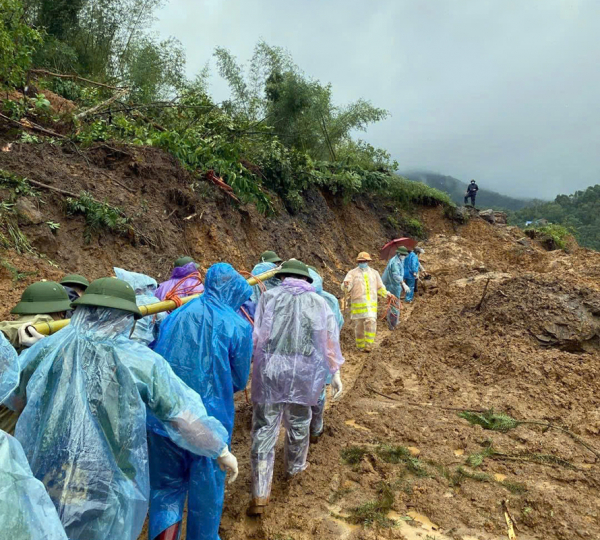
[1,140,600,540]
[215,222,600,540]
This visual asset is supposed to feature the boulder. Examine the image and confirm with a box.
[493,211,508,224]
[478,209,496,224]
[15,197,43,225]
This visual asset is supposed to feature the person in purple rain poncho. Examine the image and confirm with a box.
[155,256,204,302]
[247,259,344,516]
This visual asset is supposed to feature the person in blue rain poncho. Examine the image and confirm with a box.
[382,247,410,328]
[403,248,420,303]
[149,263,253,540]
[0,332,68,540]
[249,260,344,516]
[307,267,344,442]
[114,267,166,345]
[10,278,235,540]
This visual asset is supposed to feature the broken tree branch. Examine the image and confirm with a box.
[75,88,129,120]
[0,112,66,139]
[29,69,128,90]
[26,178,78,198]
[476,277,492,311]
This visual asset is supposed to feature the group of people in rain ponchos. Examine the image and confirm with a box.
[0,250,347,540]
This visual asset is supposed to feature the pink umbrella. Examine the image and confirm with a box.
[380,237,418,260]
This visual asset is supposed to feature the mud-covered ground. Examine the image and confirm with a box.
[218,218,600,540]
[2,139,600,540]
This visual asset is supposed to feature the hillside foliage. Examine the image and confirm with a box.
[1,0,452,224]
[511,185,600,251]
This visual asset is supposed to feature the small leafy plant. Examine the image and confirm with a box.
[66,191,131,243]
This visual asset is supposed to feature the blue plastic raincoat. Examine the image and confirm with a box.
[382,255,405,298]
[308,269,344,332]
[114,267,166,345]
[250,261,280,303]
[0,333,68,540]
[149,263,253,540]
[403,252,420,302]
[12,306,228,540]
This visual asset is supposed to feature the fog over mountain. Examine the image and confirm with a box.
[155,0,600,199]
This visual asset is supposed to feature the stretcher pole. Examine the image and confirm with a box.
[33,267,280,336]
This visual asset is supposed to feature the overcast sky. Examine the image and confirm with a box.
[154,0,600,199]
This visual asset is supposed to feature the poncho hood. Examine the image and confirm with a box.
[114,267,158,295]
[170,262,197,280]
[308,269,324,294]
[204,263,252,312]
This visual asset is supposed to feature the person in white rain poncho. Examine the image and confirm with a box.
[10,278,236,540]
[0,331,68,540]
[248,260,344,516]
[114,266,166,345]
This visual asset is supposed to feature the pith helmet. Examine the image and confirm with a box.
[11,281,72,315]
[276,259,313,283]
[175,256,199,268]
[260,250,283,264]
[71,277,142,319]
[396,246,409,256]
[357,252,372,262]
[60,273,90,289]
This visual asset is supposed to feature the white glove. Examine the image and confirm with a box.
[18,324,44,348]
[217,445,239,484]
[331,371,343,401]
[402,282,410,294]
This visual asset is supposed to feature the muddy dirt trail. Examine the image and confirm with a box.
[2,141,600,540]
[217,220,600,540]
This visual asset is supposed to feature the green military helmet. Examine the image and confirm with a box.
[396,246,409,256]
[174,256,198,268]
[71,277,142,319]
[276,259,313,283]
[11,281,72,315]
[60,273,90,289]
[260,251,283,264]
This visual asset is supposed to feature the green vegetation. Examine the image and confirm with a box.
[0,1,454,219]
[341,445,369,465]
[525,223,573,251]
[511,186,600,250]
[459,410,520,433]
[66,192,131,243]
[344,482,395,528]
[0,0,42,87]
[376,444,429,477]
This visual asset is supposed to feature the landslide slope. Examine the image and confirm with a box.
[1,141,600,540]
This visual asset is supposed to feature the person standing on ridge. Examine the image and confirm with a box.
[342,252,390,351]
[464,179,479,206]
[155,256,204,302]
[248,259,344,516]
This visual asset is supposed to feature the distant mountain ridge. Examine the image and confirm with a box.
[403,171,538,211]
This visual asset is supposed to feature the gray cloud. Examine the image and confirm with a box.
[155,0,600,199]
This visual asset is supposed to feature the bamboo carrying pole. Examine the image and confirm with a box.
[33,267,280,336]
